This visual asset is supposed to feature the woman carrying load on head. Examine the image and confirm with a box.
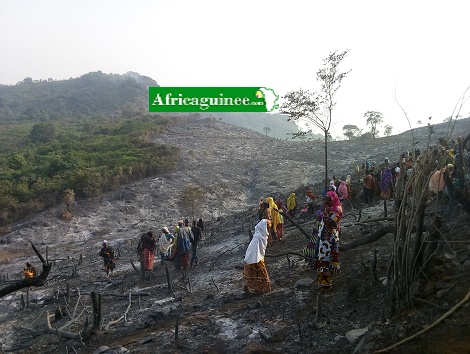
[243,218,272,294]
[312,191,343,290]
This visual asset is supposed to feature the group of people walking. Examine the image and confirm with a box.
[98,218,204,278]
[245,190,344,293]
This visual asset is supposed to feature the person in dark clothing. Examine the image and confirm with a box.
[197,218,204,232]
[99,240,116,277]
[363,171,375,204]
[190,220,203,266]
[141,231,157,271]
[171,219,192,274]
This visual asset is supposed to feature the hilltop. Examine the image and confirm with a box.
[0,71,157,121]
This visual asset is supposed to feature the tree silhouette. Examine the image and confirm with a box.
[281,49,351,190]
[342,124,360,140]
[364,111,384,138]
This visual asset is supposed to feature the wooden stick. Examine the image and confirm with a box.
[374,289,470,353]
[130,259,141,275]
[124,292,132,324]
[209,243,244,271]
[211,276,220,292]
[165,264,173,293]
[265,252,305,259]
[71,287,81,320]
[413,297,450,311]
[45,311,82,341]
[105,316,124,331]
[175,314,180,340]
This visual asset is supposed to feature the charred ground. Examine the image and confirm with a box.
[0,118,469,354]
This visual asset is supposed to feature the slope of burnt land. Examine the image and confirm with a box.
[0,117,469,353]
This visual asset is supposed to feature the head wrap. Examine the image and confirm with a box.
[326,191,341,210]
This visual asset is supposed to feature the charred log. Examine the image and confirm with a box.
[0,241,52,298]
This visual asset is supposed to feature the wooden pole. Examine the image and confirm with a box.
[175,314,180,340]
[91,291,102,330]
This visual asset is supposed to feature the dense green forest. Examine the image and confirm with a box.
[0,72,181,229]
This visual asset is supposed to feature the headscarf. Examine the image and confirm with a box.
[328,180,337,192]
[338,181,348,200]
[244,219,269,264]
[326,191,342,217]
[429,168,446,193]
[380,168,393,192]
[159,228,173,253]
[266,197,281,231]
[306,189,315,200]
[287,193,296,211]
[345,175,351,185]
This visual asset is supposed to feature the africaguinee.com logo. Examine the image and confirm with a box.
[148,87,279,113]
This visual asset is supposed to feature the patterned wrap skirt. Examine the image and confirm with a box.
[243,259,271,293]
[174,251,190,270]
[143,248,155,270]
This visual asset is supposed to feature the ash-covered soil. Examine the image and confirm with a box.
[0,117,469,354]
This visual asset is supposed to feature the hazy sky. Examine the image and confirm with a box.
[1,0,469,137]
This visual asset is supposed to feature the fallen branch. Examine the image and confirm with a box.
[130,259,141,275]
[124,292,132,324]
[413,297,450,311]
[278,210,312,241]
[374,289,470,353]
[211,276,220,292]
[101,292,150,298]
[105,316,124,331]
[340,225,395,252]
[342,217,394,227]
[265,252,305,258]
[0,241,52,298]
[209,243,244,271]
[71,287,81,320]
[45,311,83,342]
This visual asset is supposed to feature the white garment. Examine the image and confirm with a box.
[244,219,269,264]
[159,232,173,253]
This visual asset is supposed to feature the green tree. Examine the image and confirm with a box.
[7,153,27,170]
[29,122,58,143]
[281,50,351,190]
[181,184,205,220]
[342,124,360,140]
[384,125,393,136]
[364,111,384,138]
